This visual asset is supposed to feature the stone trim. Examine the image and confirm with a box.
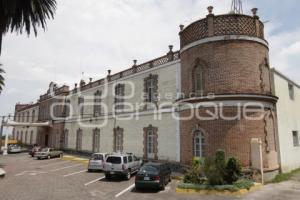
[113,127,124,152]
[143,125,158,160]
[180,35,269,53]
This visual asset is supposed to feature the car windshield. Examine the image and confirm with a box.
[140,165,159,173]
[106,156,121,164]
[91,154,103,160]
[41,148,49,152]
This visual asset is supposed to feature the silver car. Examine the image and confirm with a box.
[35,148,63,160]
[8,145,22,153]
[104,153,142,180]
[88,153,108,172]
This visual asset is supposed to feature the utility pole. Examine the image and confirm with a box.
[0,116,4,150]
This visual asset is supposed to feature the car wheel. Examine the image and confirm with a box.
[88,169,92,172]
[135,185,141,191]
[125,170,131,180]
[105,174,111,180]
[160,178,165,190]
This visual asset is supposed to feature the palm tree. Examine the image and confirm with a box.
[0,0,57,56]
[0,65,5,94]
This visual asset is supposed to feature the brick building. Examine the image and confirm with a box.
[12,6,300,173]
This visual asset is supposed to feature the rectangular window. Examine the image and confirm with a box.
[115,84,125,112]
[94,91,102,117]
[78,97,84,118]
[289,83,295,100]
[293,131,299,147]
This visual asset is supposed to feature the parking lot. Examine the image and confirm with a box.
[2,153,300,200]
[0,153,235,200]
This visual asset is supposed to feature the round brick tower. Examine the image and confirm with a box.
[178,7,279,171]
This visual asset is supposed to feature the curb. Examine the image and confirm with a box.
[176,183,262,196]
[62,155,89,164]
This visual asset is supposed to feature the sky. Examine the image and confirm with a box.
[0,0,300,120]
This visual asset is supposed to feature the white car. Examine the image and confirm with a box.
[104,153,142,180]
[0,168,5,178]
[88,153,109,172]
[8,145,22,153]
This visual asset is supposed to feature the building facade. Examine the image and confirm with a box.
[272,69,300,172]
[13,103,39,145]
[12,7,299,173]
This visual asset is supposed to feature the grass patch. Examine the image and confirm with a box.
[178,179,254,192]
[271,168,300,183]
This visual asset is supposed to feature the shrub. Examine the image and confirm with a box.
[215,150,226,183]
[203,156,224,185]
[183,157,205,184]
[225,157,242,184]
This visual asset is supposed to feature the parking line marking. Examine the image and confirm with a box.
[63,169,87,177]
[39,160,70,168]
[50,164,82,172]
[29,158,62,165]
[84,176,105,186]
[115,184,135,198]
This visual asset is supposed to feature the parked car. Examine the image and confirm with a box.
[135,162,171,190]
[104,153,142,180]
[35,148,63,160]
[8,144,22,154]
[29,145,41,157]
[88,153,109,172]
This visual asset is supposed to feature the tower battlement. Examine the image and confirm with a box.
[180,8,265,48]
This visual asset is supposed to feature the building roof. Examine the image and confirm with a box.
[271,68,300,89]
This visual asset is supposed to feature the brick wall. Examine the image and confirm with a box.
[180,40,272,98]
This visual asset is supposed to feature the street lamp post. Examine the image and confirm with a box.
[0,117,4,151]
[3,115,10,155]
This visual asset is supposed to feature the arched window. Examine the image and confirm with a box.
[26,111,30,122]
[193,130,205,157]
[94,91,102,117]
[25,131,28,144]
[76,129,83,151]
[30,131,34,144]
[32,110,35,122]
[114,127,123,152]
[63,129,69,149]
[78,96,84,118]
[147,129,155,159]
[194,64,204,95]
[143,125,158,160]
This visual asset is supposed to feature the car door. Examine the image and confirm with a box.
[128,156,135,171]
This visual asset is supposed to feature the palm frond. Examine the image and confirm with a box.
[0,66,5,93]
[0,0,57,36]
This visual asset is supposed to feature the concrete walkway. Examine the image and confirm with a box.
[242,171,300,200]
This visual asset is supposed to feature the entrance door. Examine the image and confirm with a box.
[45,134,49,147]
